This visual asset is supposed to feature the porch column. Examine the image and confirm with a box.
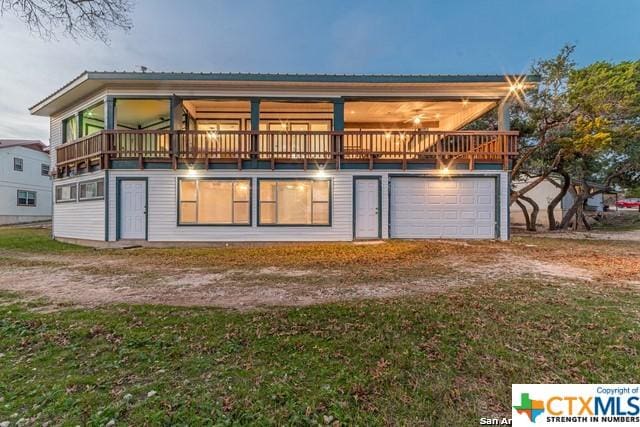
[332,99,344,163]
[250,98,260,159]
[497,98,510,131]
[170,95,182,164]
[105,96,115,130]
[498,98,511,170]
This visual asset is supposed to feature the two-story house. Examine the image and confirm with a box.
[29,72,536,244]
[0,139,52,225]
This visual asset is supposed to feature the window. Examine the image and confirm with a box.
[41,164,50,176]
[17,190,36,207]
[13,157,23,171]
[63,115,78,143]
[79,179,104,200]
[55,183,77,203]
[80,102,104,137]
[179,179,250,225]
[259,179,330,225]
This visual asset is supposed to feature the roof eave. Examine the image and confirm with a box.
[29,71,541,117]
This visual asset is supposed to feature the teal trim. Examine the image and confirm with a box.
[176,177,253,227]
[474,163,503,170]
[352,176,382,240]
[115,177,148,241]
[104,170,109,241]
[256,178,333,227]
[387,174,502,240]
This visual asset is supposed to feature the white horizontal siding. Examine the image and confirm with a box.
[52,171,105,241]
[103,169,508,242]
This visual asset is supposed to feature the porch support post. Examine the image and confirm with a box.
[76,111,83,137]
[250,98,260,159]
[170,95,182,167]
[102,96,115,170]
[170,95,182,130]
[105,96,115,130]
[333,99,344,167]
[498,97,511,170]
[497,98,510,131]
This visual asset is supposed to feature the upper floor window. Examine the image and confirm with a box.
[63,115,78,143]
[41,164,50,176]
[13,157,23,171]
[17,190,36,207]
[80,102,104,137]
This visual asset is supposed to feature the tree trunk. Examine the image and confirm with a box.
[516,199,532,231]
[573,200,584,231]
[581,212,592,231]
[520,195,539,231]
[547,170,571,231]
[559,188,583,230]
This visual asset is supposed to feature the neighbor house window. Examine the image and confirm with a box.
[62,115,78,143]
[79,179,104,201]
[13,157,23,171]
[258,179,330,225]
[17,190,36,207]
[41,164,50,176]
[55,183,77,203]
[179,179,250,225]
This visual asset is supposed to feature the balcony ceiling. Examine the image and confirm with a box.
[183,99,496,130]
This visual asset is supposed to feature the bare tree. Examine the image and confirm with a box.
[0,0,133,42]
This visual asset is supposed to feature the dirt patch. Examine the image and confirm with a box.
[2,236,627,309]
[524,229,640,242]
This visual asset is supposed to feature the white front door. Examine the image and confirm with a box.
[355,178,380,239]
[120,180,146,240]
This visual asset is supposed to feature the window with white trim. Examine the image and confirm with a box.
[79,179,104,200]
[41,163,50,176]
[55,183,77,203]
[13,157,23,172]
[179,179,250,225]
[17,190,36,207]
[259,179,330,225]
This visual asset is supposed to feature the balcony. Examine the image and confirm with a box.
[54,129,518,177]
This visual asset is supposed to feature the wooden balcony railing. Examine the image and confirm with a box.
[54,130,519,175]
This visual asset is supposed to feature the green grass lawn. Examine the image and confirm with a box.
[2,281,639,426]
[1,227,639,425]
[0,227,87,253]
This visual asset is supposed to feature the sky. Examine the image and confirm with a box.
[0,0,638,143]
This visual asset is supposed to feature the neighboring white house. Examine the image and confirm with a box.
[511,176,616,228]
[510,178,564,227]
[30,71,538,244]
[0,140,52,225]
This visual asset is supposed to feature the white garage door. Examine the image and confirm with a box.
[390,177,496,239]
